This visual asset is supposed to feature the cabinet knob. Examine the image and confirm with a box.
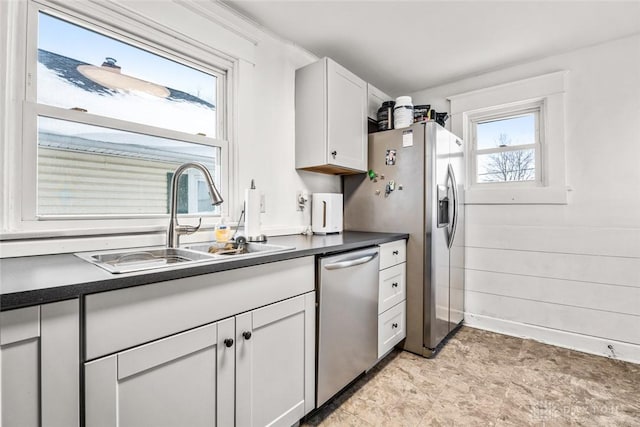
[331,150,337,158]
[224,338,234,348]
[242,331,252,340]
[392,323,398,329]
[392,282,398,288]
[392,250,399,255]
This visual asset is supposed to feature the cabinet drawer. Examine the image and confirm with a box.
[378,263,406,314]
[377,301,406,358]
[379,240,406,270]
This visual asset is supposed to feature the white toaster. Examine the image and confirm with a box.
[312,193,343,234]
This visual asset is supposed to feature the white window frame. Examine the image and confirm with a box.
[468,102,543,188]
[448,71,568,205]
[3,0,237,237]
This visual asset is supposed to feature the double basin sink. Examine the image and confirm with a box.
[76,242,295,274]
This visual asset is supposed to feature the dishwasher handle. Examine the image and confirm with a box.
[323,252,379,270]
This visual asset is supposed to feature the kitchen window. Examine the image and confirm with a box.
[470,107,542,186]
[10,1,233,234]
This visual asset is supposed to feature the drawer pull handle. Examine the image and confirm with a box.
[242,331,252,340]
[224,338,234,348]
[392,282,398,288]
[392,250,399,255]
[392,323,398,329]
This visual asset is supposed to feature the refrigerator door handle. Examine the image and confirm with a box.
[447,163,459,249]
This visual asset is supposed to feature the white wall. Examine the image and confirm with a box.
[236,30,340,235]
[410,35,640,363]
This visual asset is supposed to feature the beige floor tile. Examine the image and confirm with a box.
[305,327,640,427]
[317,408,371,427]
[340,396,396,426]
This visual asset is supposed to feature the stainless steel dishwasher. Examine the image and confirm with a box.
[316,247,380,407]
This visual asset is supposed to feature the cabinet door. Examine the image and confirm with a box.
[236,292,315,427]
[85,318,235,427]
[1,307,40,427]
[1,300,79,427]
[327,59,367,171]
[367,83,391,120]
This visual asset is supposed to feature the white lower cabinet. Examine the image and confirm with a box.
[0,300,79,427]
[378,263,406,314]
[236,293,315,427]
[377,300,406,357]
[85,319,235,427]
[377,240,407,358]
[85,291,316,427]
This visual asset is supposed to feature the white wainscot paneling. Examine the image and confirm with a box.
[466,247,640,288]
[466,270,640,316]
[466,224,640,258]
[465,291,640,345]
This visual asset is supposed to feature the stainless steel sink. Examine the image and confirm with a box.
[76,242,295,274]
[75,247,218,274]
[183,242,295,259]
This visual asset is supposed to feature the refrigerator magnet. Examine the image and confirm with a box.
[402,130,413,147]
[385,149,397,166]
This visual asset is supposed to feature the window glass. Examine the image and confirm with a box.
[37,12,217,137]
[474,112,538,183]
[477,149,536,183]
[476,114,535,150]
[37,117,220,216]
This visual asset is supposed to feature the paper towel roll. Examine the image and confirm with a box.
[244,187,261,238]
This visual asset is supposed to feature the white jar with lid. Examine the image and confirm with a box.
[393,96,414,129]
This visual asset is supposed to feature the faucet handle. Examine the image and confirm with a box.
[177,217,202,235]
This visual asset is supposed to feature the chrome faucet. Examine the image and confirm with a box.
[167,162,223,248]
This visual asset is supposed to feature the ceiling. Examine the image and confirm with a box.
[223,1,640,96]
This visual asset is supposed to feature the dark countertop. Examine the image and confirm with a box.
[0,231,408,311]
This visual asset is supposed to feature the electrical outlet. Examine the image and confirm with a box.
[260,193,266,213]
[296,191,303,211]
[296,191,309,211]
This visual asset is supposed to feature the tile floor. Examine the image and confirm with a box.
[303,327,640,426]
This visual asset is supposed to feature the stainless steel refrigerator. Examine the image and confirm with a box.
[344,121,464,356]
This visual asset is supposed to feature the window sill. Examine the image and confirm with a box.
[464,186,568,205]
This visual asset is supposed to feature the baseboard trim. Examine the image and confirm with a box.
[464,312,640,364]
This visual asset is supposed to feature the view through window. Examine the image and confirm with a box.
[474,113,539,184]
[35,12,224,217]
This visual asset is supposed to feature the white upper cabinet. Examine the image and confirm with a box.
[367,83,391,120]
[296,57,367,174]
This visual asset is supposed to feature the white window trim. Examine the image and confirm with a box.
[448,71,568,205]
[2,0,238,239]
